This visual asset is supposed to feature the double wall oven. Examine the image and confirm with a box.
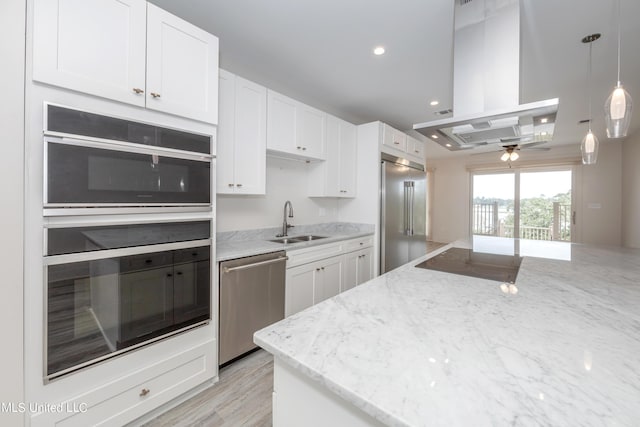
[42,104,214,381]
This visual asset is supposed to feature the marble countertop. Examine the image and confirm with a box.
[216,222,374,262]
[254,241,640,426]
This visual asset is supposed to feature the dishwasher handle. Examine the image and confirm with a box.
[222,256,288,273]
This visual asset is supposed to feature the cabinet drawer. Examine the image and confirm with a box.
[31,340,215,427]
[343,236,374,252]
[286,241,343,268]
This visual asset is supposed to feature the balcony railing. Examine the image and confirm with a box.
[473,202,571,241]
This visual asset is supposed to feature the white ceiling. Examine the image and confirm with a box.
[148,0,640,159]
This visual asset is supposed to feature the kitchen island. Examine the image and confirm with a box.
[254,241,640,426]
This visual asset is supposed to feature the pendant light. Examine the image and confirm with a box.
[604,0,633,138]
[581,34,600,165]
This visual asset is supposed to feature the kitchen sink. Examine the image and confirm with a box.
[269,237,300,244]
[268,235,328,244]
[291,235,327,241]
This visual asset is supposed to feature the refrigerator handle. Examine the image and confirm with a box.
[410,182,415,236]
[404,181,414,236]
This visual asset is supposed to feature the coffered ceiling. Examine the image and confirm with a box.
[148,0,640,158]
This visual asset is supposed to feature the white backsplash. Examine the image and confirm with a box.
[216,156,340,232]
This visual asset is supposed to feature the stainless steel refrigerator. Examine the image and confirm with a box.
[380,153,427,274]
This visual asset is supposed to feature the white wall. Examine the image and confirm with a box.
[578,140,622,246]
[0,0,25,425]
[216,156,339,232]
[427,143,623,246]
[622,130,640,248]
[427,156,471,243]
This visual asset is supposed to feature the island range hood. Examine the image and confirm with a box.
[413,0,559,151]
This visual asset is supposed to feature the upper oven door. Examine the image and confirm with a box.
[44,136,211,207]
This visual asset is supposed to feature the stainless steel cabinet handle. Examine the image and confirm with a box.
[150,92,161,98]
[222,256,288,273]
[133,88,144,94]
[228,183,234,187]
[236,184,243,187]
[394,141,400,145]
[297,146,302,149]
[140,388,150,397]
[302,147,307,151]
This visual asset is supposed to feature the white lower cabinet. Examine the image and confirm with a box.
[30,340,216,427]
[342,247,373,292]
[285,236,373,317]
[285,256,343,317]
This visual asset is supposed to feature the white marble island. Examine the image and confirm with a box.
[254,242,640,426]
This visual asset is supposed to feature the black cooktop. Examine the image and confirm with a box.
[415,248,522,283]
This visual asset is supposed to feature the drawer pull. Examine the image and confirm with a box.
[150,92,161,98]
[132,88,144,94]
[140,388,150,397]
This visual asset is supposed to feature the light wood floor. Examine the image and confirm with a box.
[143,350,274,427]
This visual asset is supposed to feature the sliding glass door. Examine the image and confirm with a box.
[472,167,573,242]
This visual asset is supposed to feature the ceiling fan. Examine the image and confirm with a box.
[499,141,550,162]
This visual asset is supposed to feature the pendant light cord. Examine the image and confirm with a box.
[616,0,621,85]
[588,41,593,132]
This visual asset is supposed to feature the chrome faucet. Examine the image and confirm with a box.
[276,200,294,237]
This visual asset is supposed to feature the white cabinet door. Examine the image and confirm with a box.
[146,3,219,124]
[406,135,425,162]
[267,90,325,160]
[216,69,236,193]
[32,0,147,106]
[314,257,342,304]
[342,247,373,291]
[233,76,267,194]
[357,247,374,285]
[342,251,359,292]
[217,71,267,195]
[285,264,316,317]
[382,124,407,152]
[297,105,326,160]
[338,119,357,196]
[308,115,356,198]
[267,91,298,154]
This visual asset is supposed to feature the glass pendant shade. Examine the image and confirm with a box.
[501,152,510,161]
[605,83,633,138]
[510,152,519,161]
[581,130,599,165]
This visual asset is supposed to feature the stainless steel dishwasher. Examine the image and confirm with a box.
[219,251,287,365]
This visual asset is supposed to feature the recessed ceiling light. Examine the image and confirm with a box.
[431,134,439,139]
[373,46,385,55]
[446,143,452,147]
[430,100,439,106]
[540,118,548,124]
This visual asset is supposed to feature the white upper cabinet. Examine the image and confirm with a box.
[145,4,218,124]
[217,69,266,195]
[382,124,407,152]
[32,0,147,107]
[381,123,425,165]
[32,0,219,125]
[406,135,425,161]
[308,115,357,198]
[266,90,325,161]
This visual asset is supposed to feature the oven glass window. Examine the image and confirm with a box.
[46,142,211,205]
[46,245,210,379]
[48,221,211,255]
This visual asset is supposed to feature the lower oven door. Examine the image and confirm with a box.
[44,221,212,381]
